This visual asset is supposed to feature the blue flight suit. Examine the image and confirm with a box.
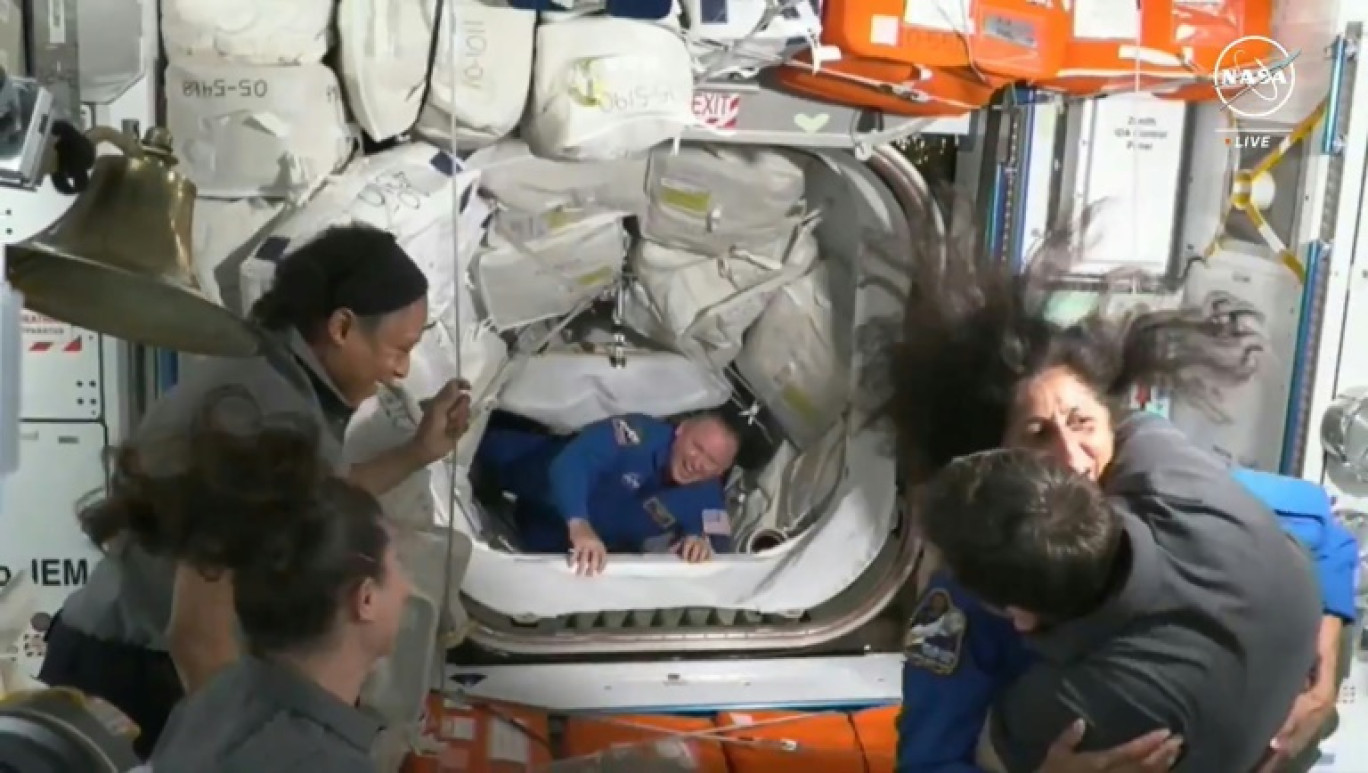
[475,413,732,554]
[895,469,1360,772]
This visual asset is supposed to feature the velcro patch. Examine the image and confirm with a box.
[612,417,641,447]
[702,508,731,536]
[644,497,677,529]
[903,588,966,676]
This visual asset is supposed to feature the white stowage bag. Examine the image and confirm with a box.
[466,140,650,241]
[415,3,538,148]
[77,0,146,104]
[680,0,824,78]
[473,213,630,330]
[642,144,809,255]
[523,17,696,160]
[165,62,353,199]
[623,226,819,367]
[499,349,733,432]
[735,420,846,551]
[191,198,288,313]
[735,264,849,450]
[161,0,334,64]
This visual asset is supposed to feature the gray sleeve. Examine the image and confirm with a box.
[1102,413,1232,500]
[217,721,375,773]
[990,642,1202,772]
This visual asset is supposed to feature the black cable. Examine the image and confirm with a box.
[48,119,96,195]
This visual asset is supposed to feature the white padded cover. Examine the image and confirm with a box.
[414,2,537,148]
[191,198,288,312]
[466,140,650,241]
[735,264,848,450]
[165,62,353,199]
[680,0,823,77]
[77,0,146,103]
[473,213,630,330]
[499,349,733,432]
[623,226,819,367]
[161,0,334,64]
[643,144,809,255]
[523,18,696,161]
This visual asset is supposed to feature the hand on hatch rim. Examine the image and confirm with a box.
[674,536,713,564]
[1036,720,1182,773]
[567,518,607,576]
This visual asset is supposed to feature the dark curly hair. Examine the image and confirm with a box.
[78,388,391,655]
[887,197,1266,481]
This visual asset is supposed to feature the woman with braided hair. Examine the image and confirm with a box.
[887,207,1354,773]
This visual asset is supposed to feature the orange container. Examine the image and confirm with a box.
[561,714,730,771]
[819,0,1070,81]
[850,705,900,773]
[1142,0,1276,75]
[1031,0,1190,95]
[715,711,864,773]
[402,693,553,773]
[773,54,1004,116]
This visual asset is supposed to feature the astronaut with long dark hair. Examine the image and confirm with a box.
[886,209,1357,772]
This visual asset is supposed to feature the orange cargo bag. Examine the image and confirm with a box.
[819,0,1070,81]
[851,705,900,773]
[402,693,553,773]
[1033,0,1192,96]
[561,713,730,771]
[1143,0,1275,75]
[714,710,864,773]
[773,54,1004,116]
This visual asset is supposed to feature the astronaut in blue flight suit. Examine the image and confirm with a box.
[895,467,1360,773]
[475,411,741,575]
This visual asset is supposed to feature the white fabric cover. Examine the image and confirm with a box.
[735,420,846,551]
[161,0,334,64]
[414,2,537,148]
[643,144,809,255]
[77,0,146,104]
[680,0,823,77]
[735,264,848,450]
[473,213,630,330]
[191,198,288,312]
[466,140,650,241]
[499,349,733,432]
[523,18,696,160]
[165,62,354,199]
[623,226,819,367]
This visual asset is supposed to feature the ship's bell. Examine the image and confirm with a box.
[5,126,259,357]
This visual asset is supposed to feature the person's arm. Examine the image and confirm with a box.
[898,574,1033,773]
[546,417,640,523]
[989,635,1196,772]
[166,563,240,693]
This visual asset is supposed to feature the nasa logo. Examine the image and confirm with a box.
[1212,36,1297,120]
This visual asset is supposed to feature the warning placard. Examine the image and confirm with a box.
[21,311,83,354]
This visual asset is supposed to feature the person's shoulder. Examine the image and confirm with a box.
[602,413,672,448]
[216,715,370,773]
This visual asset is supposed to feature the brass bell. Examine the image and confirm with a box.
[5,127,260,357]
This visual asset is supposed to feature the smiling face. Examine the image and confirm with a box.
[316,298,428,406]
[1002,366,1116,482]
[670,417,739,486]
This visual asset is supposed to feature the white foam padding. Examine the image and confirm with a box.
[165,62,354,199]
[466,140,650,241]
[680,0,824,77]
[473,212,630,330]
[736,264,848,450]
[77,0,146,104]
[414,3,537,148]
[643,144,809,255]
[523,17,696,161]
[192,198,288,312]
[499,350,733,432]
[623,226,819,367]
[161,0,334,64]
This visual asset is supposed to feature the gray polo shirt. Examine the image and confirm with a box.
[989,413,1321,772]
[58,330,353,649]
[150,656,380,772]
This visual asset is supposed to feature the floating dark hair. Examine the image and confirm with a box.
[78,387,390,653]
[886,196,1266,480]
